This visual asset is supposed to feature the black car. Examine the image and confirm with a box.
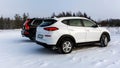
[21,18,43,40]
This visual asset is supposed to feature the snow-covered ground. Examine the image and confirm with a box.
[0,27,120,68]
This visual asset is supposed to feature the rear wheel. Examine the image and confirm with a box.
[58,38,74,54]
[100,34,109,47]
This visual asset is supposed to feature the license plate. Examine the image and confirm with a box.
[38,34,43,39]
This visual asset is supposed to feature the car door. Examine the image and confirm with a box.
[82,19,101,42]
[62,19,87,43]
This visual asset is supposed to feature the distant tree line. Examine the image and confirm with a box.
[51,11,91,19]
[98,19,120,27]
[0,13,29,29]
[52,12,120,27]
[0,11,120,29]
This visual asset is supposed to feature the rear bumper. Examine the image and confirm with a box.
[36,41,56,48]
[36,41,55,46]
[36,41,48,46]
[21,30,30,37]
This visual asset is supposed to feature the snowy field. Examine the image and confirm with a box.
[0,27,120,68]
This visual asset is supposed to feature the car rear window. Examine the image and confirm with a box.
[39,19,57,27]
[31,19,42,26]
[23,19,34,26]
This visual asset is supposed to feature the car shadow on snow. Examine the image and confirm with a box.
[31,48,59,55]
[17,39,59,55]
[19,39,34,42]
[32,44,99,55]
[19,39,99,55]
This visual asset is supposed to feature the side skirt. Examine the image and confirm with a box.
[76,41,100,46]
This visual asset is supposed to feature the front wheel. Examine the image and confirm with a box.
[58,38,74,54]
[100,35,109,47]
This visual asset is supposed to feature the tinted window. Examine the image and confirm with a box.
[62,20,69,25]
[83,20,96,27]
[31,19,42,26]
[39,19,57,27]
[62,19,83,27]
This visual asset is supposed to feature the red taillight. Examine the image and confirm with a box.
[25,20,30,30]
[44,27,59,31]
[25,24,30,30]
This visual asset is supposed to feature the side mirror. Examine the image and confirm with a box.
[92,24,98,28]
[98,25,101,27]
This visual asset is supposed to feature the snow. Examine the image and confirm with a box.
[0,27,120,68]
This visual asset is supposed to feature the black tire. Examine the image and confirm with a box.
[58,38,74,54]
[100,34,109,47]
[29,37,35,41]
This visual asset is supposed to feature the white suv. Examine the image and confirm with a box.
[36,17,110,54]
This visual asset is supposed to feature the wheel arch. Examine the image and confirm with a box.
[56,34,76,46]
[100,32,111,42]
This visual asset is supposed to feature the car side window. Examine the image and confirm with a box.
[82,19,96,27]
[62,20,69,25]
[62,19,83,27]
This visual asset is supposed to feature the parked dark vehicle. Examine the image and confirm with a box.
[21,18,43,40]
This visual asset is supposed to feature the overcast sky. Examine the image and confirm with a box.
[0,0,120,20]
